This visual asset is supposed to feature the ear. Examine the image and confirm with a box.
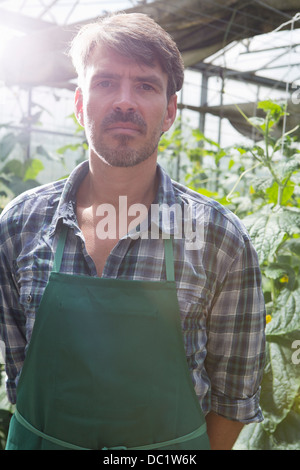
[75,87,85,127]
[162,94,177,133]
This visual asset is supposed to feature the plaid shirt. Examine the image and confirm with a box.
[0,160,265,423]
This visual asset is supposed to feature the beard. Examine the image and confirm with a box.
[96,134,160,167]
[88,110,163,167]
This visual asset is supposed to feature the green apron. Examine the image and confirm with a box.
[6,225,210,450]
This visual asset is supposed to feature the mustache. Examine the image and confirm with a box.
[101,110,147,133]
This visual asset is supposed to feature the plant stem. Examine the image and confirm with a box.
[265,113,270,161]
[277,184,283,206]
[270,278,277,304]
[226,162,261,202]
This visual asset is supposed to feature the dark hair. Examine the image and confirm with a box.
[69,12,184,99]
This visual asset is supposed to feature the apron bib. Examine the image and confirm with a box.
[6,225,210,450]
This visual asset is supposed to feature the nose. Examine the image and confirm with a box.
[113,83,136,113]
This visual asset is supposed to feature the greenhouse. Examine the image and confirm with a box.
[0,0,299,451]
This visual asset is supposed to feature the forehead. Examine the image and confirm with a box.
[84,45,168,87]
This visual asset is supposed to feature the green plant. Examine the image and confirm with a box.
[0,101,72,213]
[0,117,46,213]
[160,100,300,449]
[231,101,300,450]
[55,113,88,167]
[0,364,14,450]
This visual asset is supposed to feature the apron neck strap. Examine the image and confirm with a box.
[52,225,175,282]
[163,237,175,282]
[52,224,68,273]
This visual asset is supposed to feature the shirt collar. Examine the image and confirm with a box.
[48,160,89,236]
[49,160,180,238]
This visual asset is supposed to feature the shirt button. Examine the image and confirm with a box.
[27,294,32,303]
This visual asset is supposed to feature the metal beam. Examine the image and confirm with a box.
[190,62,289,91]
[38,0,60,21]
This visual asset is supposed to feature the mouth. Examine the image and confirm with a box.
[102,111,147,136]
[106,123,142,135]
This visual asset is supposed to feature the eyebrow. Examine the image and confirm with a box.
[91,72,120,82]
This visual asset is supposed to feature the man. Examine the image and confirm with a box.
[1,13,265,450]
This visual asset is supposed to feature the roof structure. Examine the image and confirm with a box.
[0,0,299,88]
[0,0,299,141]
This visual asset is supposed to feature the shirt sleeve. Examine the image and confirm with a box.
[205,237,266,423]
[0,210,27,404]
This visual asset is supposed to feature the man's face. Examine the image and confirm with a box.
[75,46,177,167]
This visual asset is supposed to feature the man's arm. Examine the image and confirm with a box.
[204,236,265,433]
[205,411,244,450]
[0,209,27,405]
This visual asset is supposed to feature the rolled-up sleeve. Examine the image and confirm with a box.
[205,238,266,423]
[0,211,27,404]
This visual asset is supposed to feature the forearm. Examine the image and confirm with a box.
[205,411,244,450]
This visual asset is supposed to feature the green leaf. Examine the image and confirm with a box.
[215,149,227,164]
[194,188,218,198]
[233,422,272,450]
[259,334,300,433]
[235,146,248,155]
[56,143,83,155]
[24,159,44,181]
[265,182,279,204]
[276,155,300,179]
[191,129,220,148]
[264,263,295,283]
[0,133,17,161]
[66,113,85,134]
[250,175,274,192]
[228,159,235,170]
[35,145,52,159]
[270,410,300,450]
[248,116,266,128]
[282,182,295,205]
[266,285,300,336]
[284,238,300,257]
[257,100,286,123]
[234,410,300,450]
[266,181,295,205]
[243,206,300,264]
[1,159,24,178]
[253,145,265,158]
[21,110,43,127]
[0,409,13,450]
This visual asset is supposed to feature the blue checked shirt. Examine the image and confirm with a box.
[0,160,265,422]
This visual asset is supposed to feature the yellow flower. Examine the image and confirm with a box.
[279,274,289,284]
[266,314,272,324]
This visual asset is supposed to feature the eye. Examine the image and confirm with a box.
[98,80,112,88]
[140,83,155,91]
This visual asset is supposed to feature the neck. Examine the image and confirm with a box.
[78,153,158,210]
